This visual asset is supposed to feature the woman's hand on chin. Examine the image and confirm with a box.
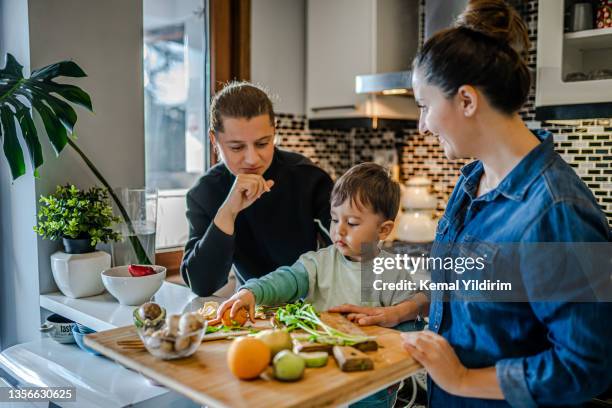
[226,174,275,214]
[215,174,274,235]
[401,331,468,396]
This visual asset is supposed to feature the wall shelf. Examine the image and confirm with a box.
[536,0,612,117]
[564,27,612,51]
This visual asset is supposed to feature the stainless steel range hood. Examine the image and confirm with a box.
[355,71,413,95]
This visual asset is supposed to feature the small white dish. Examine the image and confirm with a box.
[41,314,76,344]
[101,265,166,306]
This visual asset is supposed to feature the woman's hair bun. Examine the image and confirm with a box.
[455,0,530,58]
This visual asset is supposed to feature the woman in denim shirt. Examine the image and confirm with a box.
[333,0,612,406]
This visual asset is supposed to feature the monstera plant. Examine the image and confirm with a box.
[0,53,152,264]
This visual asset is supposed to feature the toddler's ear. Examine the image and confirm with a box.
[378,220,395,240]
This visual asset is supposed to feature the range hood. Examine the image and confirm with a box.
[306,0,419,131]
[355,71,413,96]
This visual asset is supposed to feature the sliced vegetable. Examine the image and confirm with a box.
[297,351,329,368]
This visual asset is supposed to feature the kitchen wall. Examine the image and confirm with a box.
[28,0,146,296]
[0,0,41,352]
[1,0,146,349]
[274,0,612,225]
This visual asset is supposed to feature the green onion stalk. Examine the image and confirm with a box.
[275,301,375,346]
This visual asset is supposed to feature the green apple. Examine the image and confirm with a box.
[273,350,305,381]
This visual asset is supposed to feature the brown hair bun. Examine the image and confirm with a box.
[456,0,530,59]
[413,0,531,115]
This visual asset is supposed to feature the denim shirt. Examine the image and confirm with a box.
[428,130,612,407]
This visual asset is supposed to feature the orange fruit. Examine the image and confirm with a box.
[227,337,271,380]
[222,308,248,327]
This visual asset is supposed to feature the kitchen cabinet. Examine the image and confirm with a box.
[536,0,612,119]
[306,0,419,120]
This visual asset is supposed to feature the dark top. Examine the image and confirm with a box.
[181,148,333,296]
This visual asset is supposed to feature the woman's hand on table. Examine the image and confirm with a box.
[209,289,256,325]
[401,331,468,396]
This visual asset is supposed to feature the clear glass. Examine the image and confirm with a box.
[111,188,158,266]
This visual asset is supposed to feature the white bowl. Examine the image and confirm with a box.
[101,265,166,306]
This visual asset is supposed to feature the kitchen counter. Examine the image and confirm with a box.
[40,282,199,332]
[0,282,205,408]
[0,338,196,408]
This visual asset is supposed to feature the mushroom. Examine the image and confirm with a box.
[179,312,204,334]
[138,302,162,321]
[165,314,181,337]
[174,335,191,352]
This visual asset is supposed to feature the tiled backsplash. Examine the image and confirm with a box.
[275,0,611,224]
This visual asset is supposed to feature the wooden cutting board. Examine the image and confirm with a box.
[85,313,421,408]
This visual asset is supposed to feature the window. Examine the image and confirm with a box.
[143,0,210,249]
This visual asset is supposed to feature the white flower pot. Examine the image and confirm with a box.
[50,250,111,298]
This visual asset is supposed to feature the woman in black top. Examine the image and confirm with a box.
[181,82,333,296]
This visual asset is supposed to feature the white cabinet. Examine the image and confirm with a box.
[306,0,419,119]
[536,0,612,117]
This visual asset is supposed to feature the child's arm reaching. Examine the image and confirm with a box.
[213,261,311,323]
[329,292,430,327]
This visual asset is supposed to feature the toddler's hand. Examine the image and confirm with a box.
[328,304,401,327]
[210,289,256,325]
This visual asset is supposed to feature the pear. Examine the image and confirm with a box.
[254,329,293,358]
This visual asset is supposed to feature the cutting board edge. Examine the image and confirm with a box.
[84,334,230,408]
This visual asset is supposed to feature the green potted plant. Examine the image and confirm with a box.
[0,53,153,265]
[34,184,122,298]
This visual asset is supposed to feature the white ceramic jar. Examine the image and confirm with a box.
[397,177,439,243]
[50,250,110,298]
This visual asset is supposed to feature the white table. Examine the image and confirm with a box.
[0,282,202,408]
